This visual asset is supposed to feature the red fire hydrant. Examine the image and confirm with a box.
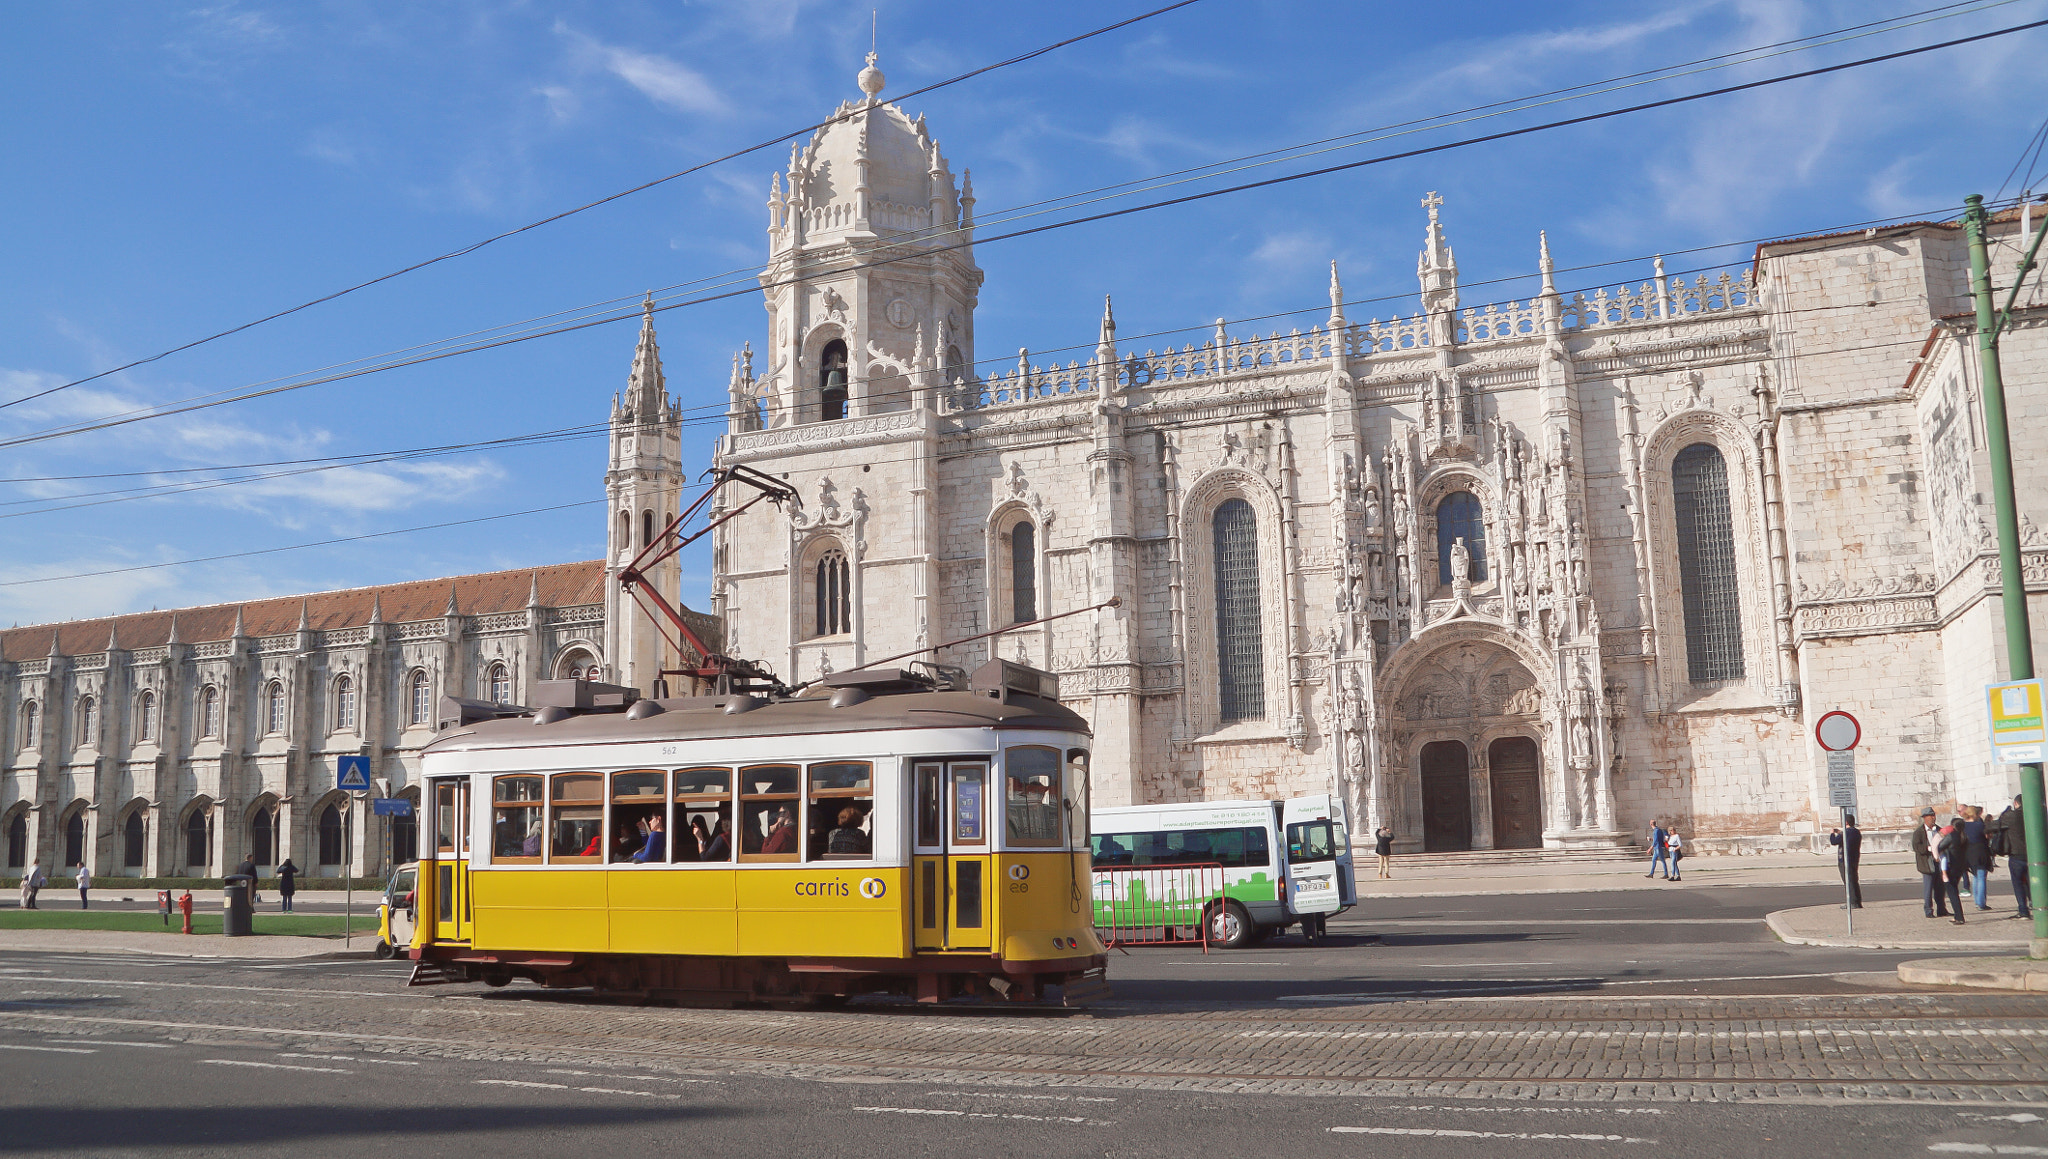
[179,890,194,935]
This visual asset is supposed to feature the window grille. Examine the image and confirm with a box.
[1435,491,1488,585]
[1672,443,1745,683]
[1011,522,1037,623]
[814,549,850,636]
[1213,498,1266,723]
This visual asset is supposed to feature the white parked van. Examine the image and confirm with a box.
[1090,794,1356,947]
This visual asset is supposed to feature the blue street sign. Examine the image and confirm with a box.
[371,798,412,818]
[336,755,371,793]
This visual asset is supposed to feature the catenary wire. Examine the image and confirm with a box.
[7,15,2042,456]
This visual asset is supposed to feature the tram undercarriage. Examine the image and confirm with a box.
[406,947,1110,1007]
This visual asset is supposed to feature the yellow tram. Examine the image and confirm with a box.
[406,660,1107,1005]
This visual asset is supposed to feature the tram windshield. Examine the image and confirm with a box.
[1004,746,1063,847]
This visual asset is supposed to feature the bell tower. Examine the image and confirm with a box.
[603,295,682,694]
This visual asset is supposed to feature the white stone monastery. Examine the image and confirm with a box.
[5,57,2045,877]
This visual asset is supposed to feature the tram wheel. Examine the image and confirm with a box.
[1207,901,1255,949]
[481,968,514,988]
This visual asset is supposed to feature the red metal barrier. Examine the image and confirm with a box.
[1090,862,1225,952]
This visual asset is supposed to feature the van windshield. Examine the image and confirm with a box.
[1286,820,1337,863]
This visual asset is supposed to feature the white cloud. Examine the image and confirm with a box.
[555,23,729,118]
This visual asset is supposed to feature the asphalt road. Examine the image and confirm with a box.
[3,879,2044,1159]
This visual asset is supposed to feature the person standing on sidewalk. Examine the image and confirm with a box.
[1646,820,1671,880]
[1962,805,1993,911]
[1373,825,1394,880]
[1937,816,1968,925]
[75,864,91,909]
[1913,807,1949,918]
[1994,795,2033,920]
[1830,815,1863,909]
[276,859,298,912]
[1665,828,1685,882]
[19,861,44,909]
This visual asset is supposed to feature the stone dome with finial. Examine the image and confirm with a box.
[771,49,960,244]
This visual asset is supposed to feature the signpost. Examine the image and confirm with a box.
[1816,710,1861,935]
[336,756,371,946]
[1988,680,2046,765]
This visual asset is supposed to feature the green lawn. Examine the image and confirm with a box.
[0,910,368,937]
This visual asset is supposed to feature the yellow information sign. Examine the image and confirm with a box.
[1987,679,2046,764]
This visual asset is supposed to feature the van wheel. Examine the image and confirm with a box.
[1207,901,1255,949]
[373,940,394,960]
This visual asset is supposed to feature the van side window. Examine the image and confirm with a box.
[1091,826,1269,869]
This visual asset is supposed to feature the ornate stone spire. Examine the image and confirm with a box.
[1417,190,1459,343]
[166,612,180,645]
[1329,260,1347,329]
[445,584,460,617]
[1539,230,1557,297]
[105,621,119,652]
[526,570,541,609]
[368,594,384,624]
[626,293,665,417]
[297,599,311,631]
[231,605,246,638]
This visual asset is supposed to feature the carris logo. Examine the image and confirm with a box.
[1007,864,1030,882]
[858,877,887,899]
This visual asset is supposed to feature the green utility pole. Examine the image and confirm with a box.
[1962,194,2048,957]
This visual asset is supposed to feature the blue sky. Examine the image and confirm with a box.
[4,0,2046,629]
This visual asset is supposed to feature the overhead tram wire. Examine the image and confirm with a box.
[0,3,2016,440]
[0,0,1207,414]
[8,16,2042,457]
[0,196,1988,513]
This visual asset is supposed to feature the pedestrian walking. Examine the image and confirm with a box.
[1646,819,1671,879]
[1993,795,2032,920]
[1373,825,1394,880]
[19,861,44,909]
[1937,816,1968,924]
[276,858,298,912]
[75,864,91,909]
[1830,815,1863,909]
[1913,807,1949,918]
[1962,805,1993,911]
[1665,829,1684,882]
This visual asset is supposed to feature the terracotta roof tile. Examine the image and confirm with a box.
[2,560,606,662]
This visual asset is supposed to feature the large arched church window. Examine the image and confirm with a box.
[63,808,85,867]
[820,340,849,421]
[1672,443,1744,683]
[185,806,212,871]
[813,548,850,637]
[123,810,146,868]
[20,701,37,748]
[1011,521,1037,624]
[318,803,344,865]
[1436,491,1487,585]
[1213,498,1265,723]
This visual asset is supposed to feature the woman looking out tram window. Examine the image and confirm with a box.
[675,768,732,863]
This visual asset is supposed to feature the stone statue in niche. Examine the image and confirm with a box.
[1569,523,1587,596]
[1364,485,1382,532]
[1344,542,1366,613]
[1450,538,1472,601]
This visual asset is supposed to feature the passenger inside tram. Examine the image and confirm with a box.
[630,815,665,863]
[702,817,731,861]
[825,806,870,856]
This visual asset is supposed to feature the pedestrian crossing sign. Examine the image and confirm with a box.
[336,754,371,792]
[1986,679,2045,764]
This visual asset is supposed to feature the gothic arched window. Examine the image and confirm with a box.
[63,808,85,867]
[407,670,433,727]
[820,340,849,421]
[124,810,146,868]
[1011,521,1037,624]
[250,806,276,866]
[488,663,511,705]
[20,701,37,749]
[137,690,157,742]
[77,697,97,748]
[185,807,212,871]
[1673,443,1744,683]
[265,681,287,735]
[813,548,850,637]
[556,649,597,681]
[333,675,357,733]
[1436,491,1487,585]
[1213,498,1265,723]
[6,811,26,868]
[641,509,655,549]
[200,686,220,738]
[318,803,344,865]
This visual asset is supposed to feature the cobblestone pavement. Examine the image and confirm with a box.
[4,953,2047,1107]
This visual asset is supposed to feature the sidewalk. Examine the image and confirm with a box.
[1895,955,2048,992]
[1355,849,1916,899]
[1766,897,2035,951]
[0,927,371,959]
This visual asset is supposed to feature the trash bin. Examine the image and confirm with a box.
[222,874,254,937]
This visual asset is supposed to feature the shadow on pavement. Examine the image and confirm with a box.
[3,1104,741,1151]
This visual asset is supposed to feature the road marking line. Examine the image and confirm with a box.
[1961,1114,2047,1124]
[1929,1145,2048,1155]
[1382,1104,1665,1115]
[16,977,387,999]
[543,1069,713,1084]
[856,1106,1103,1125]
[576,1087,682,1100]
[1332,1127,1654,1143]
[1248,1027,2048,1040]
[47,1039,172,1048]
[0,1043,94,1054]
[479,1079,570,1090]
[201,1059,349,1073]
[280,1052,419,1065]
[922,1092,1117,1103]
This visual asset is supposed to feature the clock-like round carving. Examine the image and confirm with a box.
[885,297,913,328]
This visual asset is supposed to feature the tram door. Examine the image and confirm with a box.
[911,760,991,952]
[428,777,471,944]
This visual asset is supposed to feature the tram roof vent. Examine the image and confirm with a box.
[531,679,640,713]
[817,668,927,696]
[970,659,1060,703]
[438,695,529,731]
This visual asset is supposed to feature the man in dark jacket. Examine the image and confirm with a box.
[1911,807,1947,918]
[1829,815,1863,908]
[1994,794,2033,920]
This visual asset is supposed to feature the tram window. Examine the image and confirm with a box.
[739,764,800,862]
[549,773,603,864]
[609,770,667,864]
[808,761,873,859]
[490,775,543,864]
[435,782,459,854]
[1065,750,1090,848]
[1003,746,1063,848]
[673,767,730,863]
[913,763,943,849]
